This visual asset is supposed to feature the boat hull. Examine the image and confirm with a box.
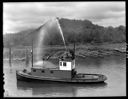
[16,70,107,83]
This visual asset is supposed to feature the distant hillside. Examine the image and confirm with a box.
[3,18,126,47]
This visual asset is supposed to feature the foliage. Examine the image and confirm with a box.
[3,18,126,47]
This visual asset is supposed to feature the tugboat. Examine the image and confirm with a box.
[16,42,107,83]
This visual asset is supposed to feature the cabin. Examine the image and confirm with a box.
[31,51,77,79]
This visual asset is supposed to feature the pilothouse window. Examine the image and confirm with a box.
[63,62,66,66]
[60,62,62,66]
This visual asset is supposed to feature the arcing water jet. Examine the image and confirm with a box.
[55,18,67,51]
[34,18,67,67]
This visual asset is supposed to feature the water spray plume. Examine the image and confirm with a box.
[55,18,67,51]
[34,61,44,66]
[34,19,50,66]
[34,18,67,67]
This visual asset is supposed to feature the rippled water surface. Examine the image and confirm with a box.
[4,54,126,97]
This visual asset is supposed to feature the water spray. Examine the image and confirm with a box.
[34,18,67,67]
[55,18,67,51]
[35,20,50,62]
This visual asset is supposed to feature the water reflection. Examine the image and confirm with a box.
[17,80,107,96]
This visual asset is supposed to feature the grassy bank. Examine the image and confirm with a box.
[3,42,126,60]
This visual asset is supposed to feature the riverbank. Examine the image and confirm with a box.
[3,42,126,60]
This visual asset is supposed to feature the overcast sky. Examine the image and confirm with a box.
[3,2,125,34]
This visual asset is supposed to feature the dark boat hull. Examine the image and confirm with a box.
[16,70,107,83]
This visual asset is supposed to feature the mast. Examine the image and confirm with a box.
[74,41,75,59]
[73,33,76,70]
[32,39,33,67]
[73,32,76,60]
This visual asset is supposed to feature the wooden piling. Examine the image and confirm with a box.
[9,47,11,67]
[25,48,29,67]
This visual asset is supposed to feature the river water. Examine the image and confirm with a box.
[3,54,126,97]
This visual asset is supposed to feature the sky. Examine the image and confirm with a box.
[3,2,125,34]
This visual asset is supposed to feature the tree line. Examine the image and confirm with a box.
[3,18,126,47]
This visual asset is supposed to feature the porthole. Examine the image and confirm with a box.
[42,70,45,73]
[33,69,36,72]
[50,71,54,73]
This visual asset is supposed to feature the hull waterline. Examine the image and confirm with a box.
[16,70,107,83]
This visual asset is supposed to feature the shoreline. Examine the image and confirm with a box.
[3,43,126,59]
